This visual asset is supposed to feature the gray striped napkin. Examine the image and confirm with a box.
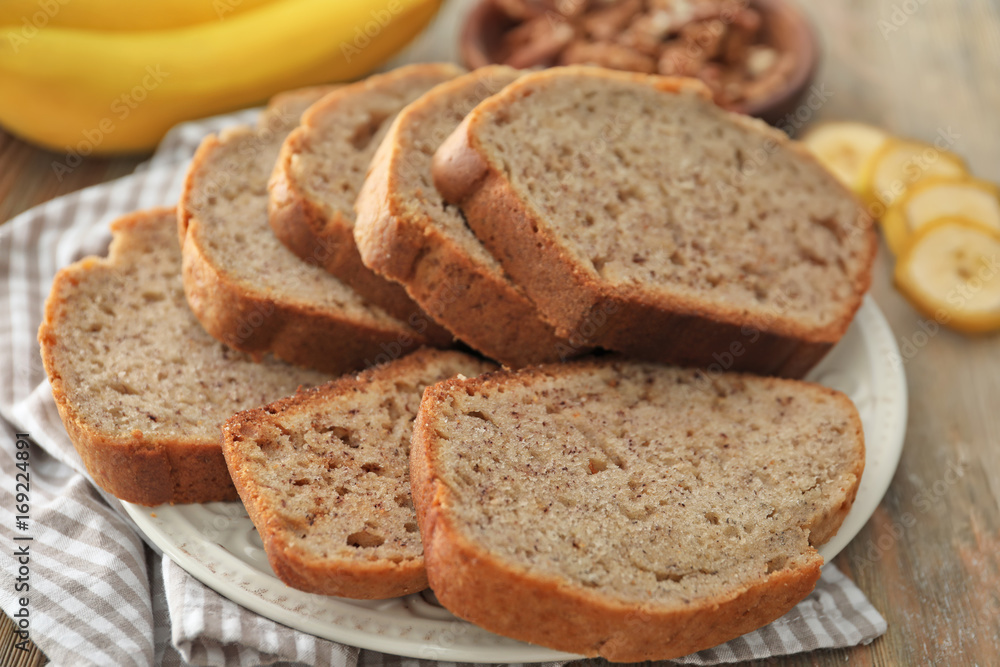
[0,109,886,667]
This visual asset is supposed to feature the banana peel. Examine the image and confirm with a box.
[0,0,277,31]
[0,0,443,154]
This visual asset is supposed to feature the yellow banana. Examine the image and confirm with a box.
[894,217,1000,334]
[801,121,888,194]
[859,137,968,210]
[882,176,1000,255]
[0,0,443,154]
[0,0,277,31]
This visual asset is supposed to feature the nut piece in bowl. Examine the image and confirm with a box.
[460,0,819,125]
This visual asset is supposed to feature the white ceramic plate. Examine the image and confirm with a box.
[122,296,906,663]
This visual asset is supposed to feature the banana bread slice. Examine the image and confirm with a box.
[38,208,330,506]
[258,84,340,135]
[222,349,495,599]
[432,66,877,378]
[411,358,865,661]
[179,91,442,374]
[268,63,464,329]
[355,66,585,367]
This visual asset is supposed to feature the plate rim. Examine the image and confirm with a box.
[815,295,907,560]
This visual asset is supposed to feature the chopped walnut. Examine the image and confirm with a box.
[492,0,789,110]
[740,51,796,103]
[746,45,779,78]
[499,15,578,68]
[657,42,705,77]
[722,7,762,65]
[561,39,658,73]
[582,0,643,41]
[620,10,678,55]
[680,18,727,61]
[495,0,591,19]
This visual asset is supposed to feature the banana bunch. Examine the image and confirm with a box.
[804,121,1000,334]
[0,0,442,154]
[0,0,279,31]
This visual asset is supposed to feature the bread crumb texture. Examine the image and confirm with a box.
[184,125,404,323]
[225,350,494,573]
[292,63,465,226]
[46,209,328,439]
[473,70,871,330]
[431,361,862,603]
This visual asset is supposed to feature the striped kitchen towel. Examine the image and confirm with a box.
[0,110,886,667]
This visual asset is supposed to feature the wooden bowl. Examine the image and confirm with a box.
[459,0,820,127]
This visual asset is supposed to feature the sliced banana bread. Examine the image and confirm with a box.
[355,66,585,368]
[179,96,441,374]
[258,84,340,135]
[268,63,464,327]
[38,208,330,506]
[411,359,865,661]
[222,349,495,599]
[433,67,877,378]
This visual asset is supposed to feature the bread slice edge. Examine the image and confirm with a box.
[410,363,863,660]
[431,67,875,377]
[222,348,496,598]
[178,129,432,374]
[39,208,239,505]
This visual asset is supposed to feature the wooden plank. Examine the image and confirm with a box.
[799,0,1000,665]
[0,129,145,225]
[0,612,47,667]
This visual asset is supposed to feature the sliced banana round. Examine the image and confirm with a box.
[894,217,1000,333]
[861,138,968,210]
[882,176,1000,254]
[801,121,888,194]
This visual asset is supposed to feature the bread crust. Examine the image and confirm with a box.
[50,403,238,506]
[225,398,427,598]
[414,511,820,662]
[354,71,582,368]
[432,67,877,379]
[268,129,441,334]
[38,208,241,506]
[43,345,240,507]
[258,85,341,134]
[266,65,465,345]
[411,363,864,661]
[179,132,431,375]
[223,349,495,598]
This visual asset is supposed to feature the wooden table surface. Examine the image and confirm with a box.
[2,0,998,665]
